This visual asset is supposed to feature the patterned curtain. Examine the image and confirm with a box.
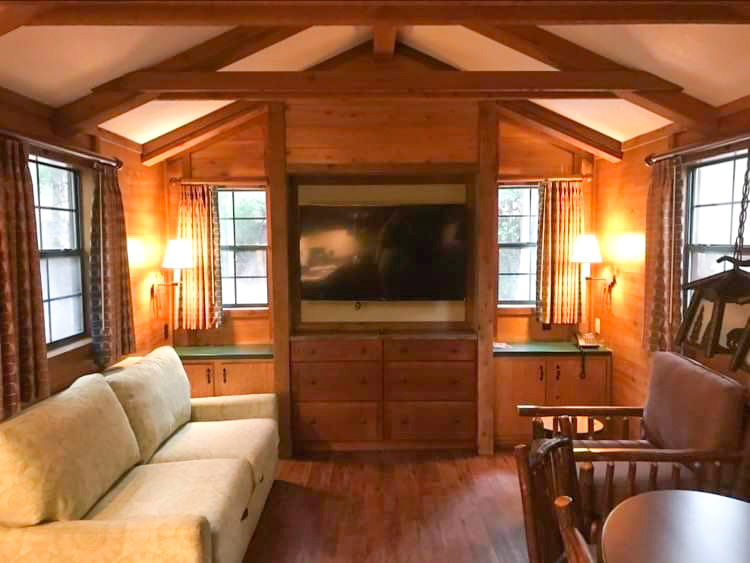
[643,160,685,351]
[176,184,222,330]
[536,180,584,324]
[90,165,135,368]
[0,136,49,419]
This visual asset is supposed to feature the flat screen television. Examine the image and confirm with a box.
[299,204,467,301]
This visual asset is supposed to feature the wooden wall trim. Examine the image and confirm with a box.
[266,103,293,458]
[476,101,499,455]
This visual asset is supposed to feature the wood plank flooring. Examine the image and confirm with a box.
[245,450,529,563]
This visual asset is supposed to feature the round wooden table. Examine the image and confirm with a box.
[602,490,750,563]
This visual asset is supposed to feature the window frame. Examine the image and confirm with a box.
[497,183,540,307]
[684,150,750,309]
[218,188,270,309]
[30,156,88,348]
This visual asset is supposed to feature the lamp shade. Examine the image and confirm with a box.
[571,234,603,264]
[162,239,193,269]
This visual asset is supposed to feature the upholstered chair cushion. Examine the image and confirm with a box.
[106,346,191,462]
[643,352,747,451]
[0,374,140,527]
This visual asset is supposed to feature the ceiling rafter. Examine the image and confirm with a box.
[52,26,306,136]
[467,24,719,132]
[496,100,622,162]
[141,101,267,166]
[24,1,750,26]
[96,70,681,98]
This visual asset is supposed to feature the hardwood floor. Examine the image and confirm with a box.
[245,450,529,563]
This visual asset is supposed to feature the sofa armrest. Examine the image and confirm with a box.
[0,516,211,563]
[191,393,278,422]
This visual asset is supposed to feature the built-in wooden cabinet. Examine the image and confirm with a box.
[291,334,477,450]
[494,351,611,447]
[182,358,274,398]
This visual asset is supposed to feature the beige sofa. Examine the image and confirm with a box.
[0,346,278,563]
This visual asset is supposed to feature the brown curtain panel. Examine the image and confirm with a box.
[90,165,135,368]
[536,180,584,324]
[643,160,685,351]
[0,137,49,419]
[176,184,222,330]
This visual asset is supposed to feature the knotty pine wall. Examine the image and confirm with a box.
[591,137,670,405]
[170,101,590,345]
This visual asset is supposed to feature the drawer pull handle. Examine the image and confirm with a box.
[206,368,211,384]
[361,347,367,355]
[401,377,408,384]
[360,377,367,385]
[400,417,409,425]
[450,348,458,354]
[400,347,408,354]
[360,418,367,425]
[538,366,544,381]
[310,379,317,386]
[309,418,317,425]
[223,368,228,384]
[454,418,461,425]
[556,365,561,381]
[310,349,317,356]
[450,378,458,385]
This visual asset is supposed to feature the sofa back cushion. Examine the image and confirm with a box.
[106,346,191,462]
[643,352,747,451]
[0,374,140,527]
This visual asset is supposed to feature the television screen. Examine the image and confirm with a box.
[299,205,467,301]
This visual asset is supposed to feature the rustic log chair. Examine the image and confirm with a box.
[515,437,593,563]
[554,496,595,563]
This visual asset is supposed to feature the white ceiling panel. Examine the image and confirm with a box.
[0,26,229,106]
[532,99,673,142]
[544,25,750,106]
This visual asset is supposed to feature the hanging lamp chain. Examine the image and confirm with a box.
[733,154,750,263]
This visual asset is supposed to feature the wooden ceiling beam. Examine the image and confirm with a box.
[26,2,750,25]
[467,24,719,132]
[141,101,267,166]
[0,5,46,37]
[98,70,681,98]
[497,100,623,162]
[373,25,398,58]
[51,26,305,136]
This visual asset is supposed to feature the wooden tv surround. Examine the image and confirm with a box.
[291,334,477,451]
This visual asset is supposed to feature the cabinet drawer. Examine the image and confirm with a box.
[384,402,476,441]
[384,339,475,362]
[384,362,476,401]
[183,362,215,398]
[292,362,382,401]
[291,339,381,362]
[294,402,381,441]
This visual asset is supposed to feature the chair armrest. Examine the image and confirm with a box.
[0,516,210,563]
[518,405,644,417]
[191,393,278,422]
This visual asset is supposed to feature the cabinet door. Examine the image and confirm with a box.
[495,357,547,443]
[546,356,607,405]
[216,360,274,396]
[183,362,215,398]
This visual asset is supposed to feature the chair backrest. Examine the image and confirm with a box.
[555,496,594,563]
[515,436,583,563]
[644,352,747,451]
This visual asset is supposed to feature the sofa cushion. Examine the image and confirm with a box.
[0,374,140,527]
[643,352,746,451]
[86,459,254,563]
[106,346,191,462]
[150,419,279,490]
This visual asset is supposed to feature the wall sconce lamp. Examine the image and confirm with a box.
[572,233,603,332]
[150,239,194,299]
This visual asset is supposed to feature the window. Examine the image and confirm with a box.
[218,190,269,307]
[498,185,540,305]
[686,151,750,300]
[29,157,86,346]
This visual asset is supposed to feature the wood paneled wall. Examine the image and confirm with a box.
[591,137,669,405]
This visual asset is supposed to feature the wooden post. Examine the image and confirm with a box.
[476,101,498,455]
[266,102,293,458]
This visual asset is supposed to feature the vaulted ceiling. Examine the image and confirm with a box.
[0,21,749,145]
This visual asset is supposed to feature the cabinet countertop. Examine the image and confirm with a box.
[175,345,273,360]
[493,341,612,356]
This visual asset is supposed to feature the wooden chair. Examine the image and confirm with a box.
[555,496,594,563]
[515,436,592,563]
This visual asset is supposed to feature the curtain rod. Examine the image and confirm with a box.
[176,176,268,187]
[645,131,750,166]
[0,128,122,169]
